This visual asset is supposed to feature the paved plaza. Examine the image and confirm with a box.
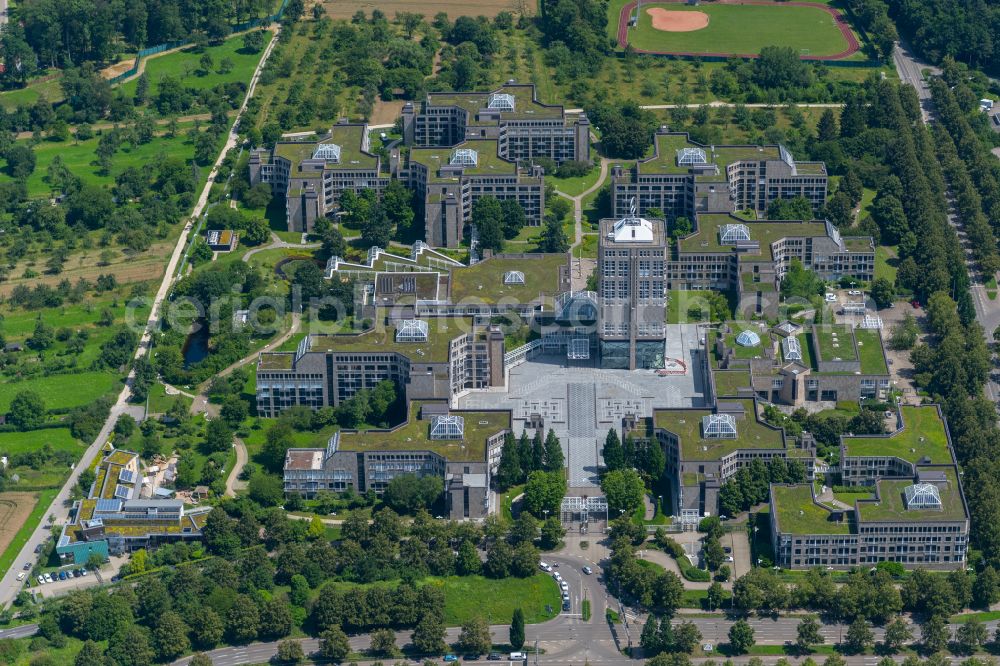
[458,324,708,487]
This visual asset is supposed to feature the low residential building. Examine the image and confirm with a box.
[249,122,389,233]
[610,130,828,221]
[282,402,510,519]
[401,83,590,164]
[401,141,545,248]
[771,406,969,570]
[56,449,209,564]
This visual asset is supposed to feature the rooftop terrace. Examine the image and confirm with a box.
[772,484,853,535]
[843,406,953,464]
[337,401,510,462]
[654,399,784,461]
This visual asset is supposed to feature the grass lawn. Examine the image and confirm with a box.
[875,245,898,284]
[146,382,193,414]
[573,234,598,259]
[0,370,120,413]
[0,428,84,457]
[0,73,65,111]
[549,166,602,197]
[501,484,526,524]
[0,127,215,197]
[0,488,57,577]
[431,574,561,625]
[627,3,851,57]
[119,31,274,100]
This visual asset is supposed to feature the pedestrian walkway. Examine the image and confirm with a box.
[567,383,599,487]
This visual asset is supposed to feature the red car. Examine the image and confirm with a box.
[911,300,921,309]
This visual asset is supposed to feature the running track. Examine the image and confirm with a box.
[617,0,861,61]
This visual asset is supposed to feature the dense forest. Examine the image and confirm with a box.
[7,0,277,69]
[886,0,999,75]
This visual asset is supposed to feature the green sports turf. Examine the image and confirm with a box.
[628,4,850,57]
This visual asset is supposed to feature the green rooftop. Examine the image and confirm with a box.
[409,140,522,183]
[813,324,858,363]
[425,84,565,121]
[654,399,784,461]
[677,215,828,259]
[448,254,566,305]
[273,124,378,176]
[843,406,953,464]
[772,484,853,535]
[713,370,751,397]
[640,133,787,175]
[853,328,888,375]
[337,401,510,461]
[308,316,475,361]
[857,467,967,523]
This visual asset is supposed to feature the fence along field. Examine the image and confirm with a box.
[320,0,532,20]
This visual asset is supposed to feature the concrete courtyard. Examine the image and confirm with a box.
[458,324,709,488]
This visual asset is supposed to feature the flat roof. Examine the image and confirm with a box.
[448,254,567,305]
[713,370,752,397]
[273,124,378,176]
[843,405,952,464]
[772,484,852,535]
[653,399,784,461]
[425,84,565,121]
[337,401,510,462]
[307,316,475,361]
[857,467,966,523]
[678,214,829,258]
[409,140,521,182]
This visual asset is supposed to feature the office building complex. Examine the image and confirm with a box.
[249,122,389,233]
[611,130,828,221]
[770,405,969,570]
[283,402,509,520]
[401,83,590,164]
[401,142,545,247]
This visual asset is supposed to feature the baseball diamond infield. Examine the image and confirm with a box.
[647,8,710,31]
[618,0,861,60]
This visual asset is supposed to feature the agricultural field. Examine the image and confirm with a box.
[0,491,51,579]
[0,372,120,413]
[624,2,856,59]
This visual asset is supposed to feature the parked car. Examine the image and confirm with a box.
[562,600,570,611]
[723,546,732,554]
[43,573,52,583]
[824,293,837,302]
[463,654,481,661]
[582,566,592,575]
[487,653,502,661]
[848,290,862,296]
[509,653,525,661]
[539,562,551,572]
[444,655,458,662]
[725,555,734,562]
[36,575,44,585]
[22,562,30,571]
[16,572,24,581]
[58,571,67,580]
[33,544,42,554]
[80,569,88,576]
[702,644,714,653]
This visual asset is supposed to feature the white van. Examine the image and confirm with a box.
[509,653,526,661]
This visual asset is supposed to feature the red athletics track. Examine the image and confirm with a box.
[617,0,861,61]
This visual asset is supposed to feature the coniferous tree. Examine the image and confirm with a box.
[603,429,624,471]
[543,429,564,472]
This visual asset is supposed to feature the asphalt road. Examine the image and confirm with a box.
[0,24,283,610]
[891,39,1000,405]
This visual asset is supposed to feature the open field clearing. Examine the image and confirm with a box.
[0,491,48,578]
[319,0,529,20]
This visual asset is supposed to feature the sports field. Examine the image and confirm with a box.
[620,1,858,59]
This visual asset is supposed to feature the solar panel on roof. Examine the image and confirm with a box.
[118,469,136,484]
[114,484,131,500]
[94,499,122,513]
